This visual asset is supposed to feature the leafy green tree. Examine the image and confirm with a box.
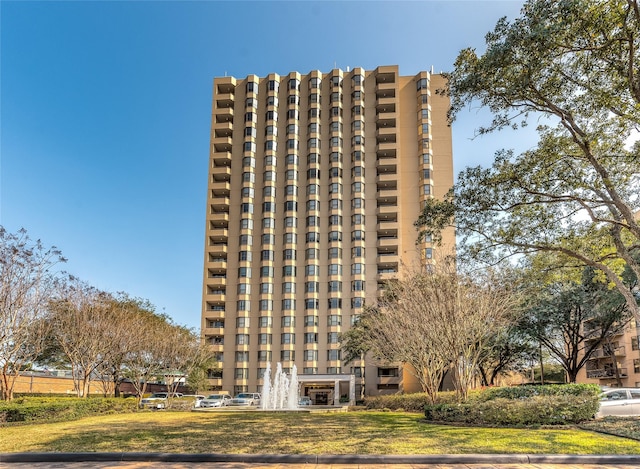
[517,267,631,383]
[417,0,640,320]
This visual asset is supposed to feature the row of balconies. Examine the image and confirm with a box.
[587,346,626,359]
[586,367,628,379]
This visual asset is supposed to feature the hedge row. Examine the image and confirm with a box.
[425,384,601,426]
[0,397,137,424]
[364,391,461,412]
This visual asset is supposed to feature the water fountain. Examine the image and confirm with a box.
[261,362,299,410]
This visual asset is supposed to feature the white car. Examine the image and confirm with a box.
[229,392,261,406]
[200,394,231,408]
[597,388,640,417]
[139,392,183,409]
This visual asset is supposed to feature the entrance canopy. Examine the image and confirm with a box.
[297,373,355,406]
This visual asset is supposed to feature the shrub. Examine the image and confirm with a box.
[424,384,600,426]
[0,397,137,424]
[364,392,461,412]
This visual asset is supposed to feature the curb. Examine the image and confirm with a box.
[2,453,640,464]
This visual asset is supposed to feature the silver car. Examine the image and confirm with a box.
[597,388,640,417]
[200,394,231,408]
[229,392,261,406]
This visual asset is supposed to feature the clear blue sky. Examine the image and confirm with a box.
[1,0,534,330]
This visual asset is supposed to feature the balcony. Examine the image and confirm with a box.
[210,197,230,211]
[211,181,231,197]
[376,171,397,185]
[215,105,234,122]
[216,78,236,95]
[213,137,232,152]
[376,102,396,114]
[207,258,227,272]
[588,346,626,359]
[214,121,233,137]
[212,151,231,167]
[376,111,398,124]
[377,269,398,282]
[376,126,396,139]
[209,228,229,242]
[376,141,396,154]
[206,292,226,304]
[209,243,228,255]
[376,117,396,128]
[377,253,399,266]
[586,368,628,379]
[377,236,398,249]
[377,221,398,235]
[216,93,234,109]
[211,165,232,181]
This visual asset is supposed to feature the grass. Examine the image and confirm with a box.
[1,410,640,454]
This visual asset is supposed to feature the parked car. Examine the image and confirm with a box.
[183,394,206,408]
[229,392,261,406]
[597,388,640,417]
[298,396,312,406]
[200,394,232,408]
[139,392,183,409]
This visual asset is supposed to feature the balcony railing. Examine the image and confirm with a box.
[586,368,628,379]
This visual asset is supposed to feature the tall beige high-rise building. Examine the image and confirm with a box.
[202,65,454,403]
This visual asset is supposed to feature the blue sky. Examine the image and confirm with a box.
[1,0,534,330]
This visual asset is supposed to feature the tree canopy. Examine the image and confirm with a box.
[417,0,640,318]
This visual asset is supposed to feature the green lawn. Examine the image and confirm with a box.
[1,410,640,454]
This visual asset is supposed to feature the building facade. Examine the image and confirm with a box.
[201,65,454,399]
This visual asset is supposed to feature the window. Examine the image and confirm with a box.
[262,217,275,229]
[285,185,298,196]
[305,281,319,293]
[258,333,272,345]
[327,367,341,374]
[268,79,279,91]
[264,140,277,151]
[352,198,364,209]
[262,233,275,245]
[330,106,342,117]
[264,155,276,167]
[286,169,298,181]
[236,316,250,328]
[306,216,319,227]
[255,285,270,298]
[256,316,272,329]
[306,232,320,243]
[308,108,321,119]
[330,136,343,148]
[328,231,342,242]
[329,167,343,178]
[328,281,342,292]
[352,135,364,146]
[305,248,319,259]
[265,125,277,137]
[378,367,399,377]
[260,266,274,278]
[259,299,273,311]
[235,368,249,379]
[425,248,433,259]
[307,168,320,180]
[242,172,255,183]
[328,298,342,309]
[352,182,363,193]
[304,367,318,374]
[245,97,257,109]
[307,184,320,195]
[239,234,253,246]
[244,112,256,123]
[422,153,430,164]
[423,184,431,195]
[281,350,295,361]
[329,198,343,210]
[266,95,278,106]
[281,333,295,344]
[241,187,254,198]
[329,215,342,226]
[265,110,278,121]
[262,170,275,182]
[304,333,318,344]
[282,282,296,293]
[351,91,362,101]
[244,127,257,138]
[238,267,251,278]
[328,248,342,259]
[329,183,342,194]
[352,167,364,179]
[308,94,321,105]
[351,297,364,308]
[304,350,318,361]
[284,200,298,212]
[282,298,296,310]
[261,250,274,261]
[328,314,342,325]
[330,121,343,132]
[304,315,319,327]
[352,105,363,116]
[237,283,251,294]
[351,280,365,292]
[307,153,320,165]
[305,264,319,276]
[351,263,364,274]
[236,334,250,345]
[330,151,342,163]
[240,218,253,230]
[235,351,249,362]
[289,78,300,91]
[288,109,299,120]
[262,201,275,213]
[331,76,342,88]
[417,78,428,90]
[307,200,319,211]
[257,350,272,362]
[352,74,363,86]
[281,316,295,327]
[283,232,297,244]
[239,251,252,261]
[352,246,364,257]
[327,349,341,360]
[423,169,431,179]
[328,264,342,275]
[351,214,364,225]
[352,230,365,241]
[330,92,342,103]
[242,157,255,168]
[305,299,319,310]
[283,249,296,260]
[288,94,300,105]
[246,82,257,93]
[309,77,320,89]
[632,337,639,351]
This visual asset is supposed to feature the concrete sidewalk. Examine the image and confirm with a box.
[2,453,640,468]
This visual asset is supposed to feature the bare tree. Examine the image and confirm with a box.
[345,261,518,402]
[48,279,122,397]
[0,227,65,401]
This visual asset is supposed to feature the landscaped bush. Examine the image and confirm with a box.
[0,397,137,424]
[424,384,601,426]
[364,391,459,412]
